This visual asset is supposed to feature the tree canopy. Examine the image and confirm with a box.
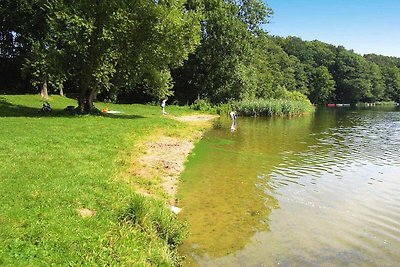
[1,0,201,111]
[1,0,400,108]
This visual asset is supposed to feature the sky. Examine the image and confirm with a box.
[264,0,400,57]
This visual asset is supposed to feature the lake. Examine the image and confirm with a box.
[177,106,400,266]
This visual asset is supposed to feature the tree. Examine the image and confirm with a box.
[172,0,272,103]
[366,62,385,102]
[308,40,336,69]
[364,53,400,68]
[279,36,317,65]
[246,34,290,99]
[308,66,335,104]
[364,53,400,102]
[50,0,201,112]
[382,67,400,102]
[1,0,201,112]
[0,0,49,94]
[333,48,372,103]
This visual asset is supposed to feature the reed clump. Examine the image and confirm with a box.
[191,99,314,117]
[231,98,314,117]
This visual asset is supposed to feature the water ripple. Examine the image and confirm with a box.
[260,110,400,266]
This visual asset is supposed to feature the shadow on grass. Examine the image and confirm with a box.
[0,97,144,119]
[102,113,145,120]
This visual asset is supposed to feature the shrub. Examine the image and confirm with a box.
[282,90,312,104]
[190,99,214,112]
[190,99,233,115]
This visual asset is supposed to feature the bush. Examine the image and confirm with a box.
[282,90,312,104]
[190,99,232,115]
[190,99,214,112]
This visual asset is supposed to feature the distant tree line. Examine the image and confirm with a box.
[1,0,399,111]
[272,37,400,104]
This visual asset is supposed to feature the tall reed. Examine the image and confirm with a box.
[231,98,314,117]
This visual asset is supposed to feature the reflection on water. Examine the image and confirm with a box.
[178,107,400,266]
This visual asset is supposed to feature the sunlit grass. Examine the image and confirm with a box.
[0,94,199,266]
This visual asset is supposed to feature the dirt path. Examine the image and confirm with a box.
[131,114,218,204]
[173,114,218,122]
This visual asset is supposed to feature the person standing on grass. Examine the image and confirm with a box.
[161,97,168,114]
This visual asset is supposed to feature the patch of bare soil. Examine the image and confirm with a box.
[143,136,193,200]
[132,114,218,204]
[77,208,96,218]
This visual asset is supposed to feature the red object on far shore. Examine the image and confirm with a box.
[327,103,336,107]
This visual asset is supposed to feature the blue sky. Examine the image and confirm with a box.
[264,0,400,57]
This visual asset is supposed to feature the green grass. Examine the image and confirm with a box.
[0,94,200,266]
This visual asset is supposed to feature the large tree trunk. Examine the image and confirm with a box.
[76,87,98,114]
[75,11,101,114]
[76,88,87,114]
[40,80,48,99]
[85,89,98,112]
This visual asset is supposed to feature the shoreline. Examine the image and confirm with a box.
[129,114,218,205]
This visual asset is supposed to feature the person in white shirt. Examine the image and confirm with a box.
[229,111,237,121]
[161,97,168,114]
[229,111,237,131]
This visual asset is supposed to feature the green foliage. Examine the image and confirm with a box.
[1,0,201,110]
[231,98,314,117]
[381,66,400,102]
[2,0,400,107]
[364,53,400,68]
[190,99,215,112]
[308,66,335,104]
[281,90,312,103]
[173,0,273,103]
[190,98,232,115]
[277,37,400,104]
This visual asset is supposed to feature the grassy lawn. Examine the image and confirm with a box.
[0,95,205,266]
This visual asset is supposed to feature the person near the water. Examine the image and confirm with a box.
[229,111,237,121]
[161,97,168,114]
[229,111,237,132]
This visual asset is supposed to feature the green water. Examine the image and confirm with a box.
[178,107,400,266]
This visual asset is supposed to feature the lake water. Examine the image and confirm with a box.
[177,107,400,266]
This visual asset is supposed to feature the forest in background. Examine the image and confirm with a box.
[1,0,400,111]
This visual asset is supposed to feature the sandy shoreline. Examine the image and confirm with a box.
[131,114,218,204]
